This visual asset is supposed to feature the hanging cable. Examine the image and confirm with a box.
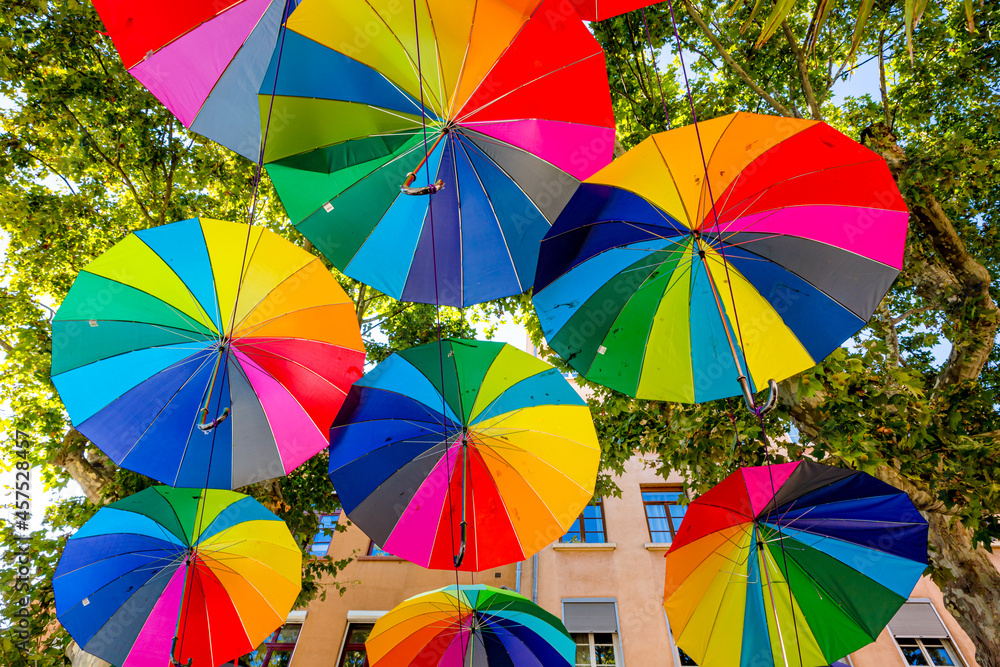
[173,2,296,664]
[661,1,800,664]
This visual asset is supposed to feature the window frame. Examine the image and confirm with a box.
[307,509,342,558]
[641,485,687,543]
[228,622,302,667]
[337,622,374,667]
[360,540,402,560]
[561,498,608,544]
[889,599,969,667]
[893,637,966,667]
[572,631,622,667]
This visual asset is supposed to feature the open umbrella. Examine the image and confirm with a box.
[569,0,662,20]
[54,486,301,667]
[366,584,575,666]
[532,113,909,404]
[92,0,297,160]
[663,461,929,667]
[261,0,615,307]
[51,217,364,489]
[328,338,600,572]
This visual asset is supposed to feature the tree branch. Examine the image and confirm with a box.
[58,101,154,225]
[51,429,114,504]
[682,1,795,117]
[877,303,902,368]
[781,21,823,119]
[862,123,998,388]
[0,336,13,353]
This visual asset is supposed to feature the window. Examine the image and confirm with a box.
[896,638,962,666]
[573,633,618,666]
[642,486,687,543]
[230,623,301,667]
[367,541,395,557]
[339,623,374,667]
[561,499,606,543]
[308,510,341,557]
[889,601,966,667]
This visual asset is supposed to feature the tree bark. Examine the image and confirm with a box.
[52,429,114,504]
[925,510,1000,667]
[785,392,1000,667]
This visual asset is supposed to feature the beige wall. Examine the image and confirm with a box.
[292,456,994,667]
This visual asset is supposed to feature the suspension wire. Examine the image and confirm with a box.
[410,0,470,661]
[174,2,295,664]
[661,0,803,664]
[640,8,673,129]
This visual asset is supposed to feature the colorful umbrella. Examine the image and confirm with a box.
[51,217,364,489]
[328,338,600,572]
[663,461,929,667]
[54,486,302,667]
[533,113,909,403]
[569,0,662,20]
[261,0,615,307]
[366,584,575,666]
[92,0,296,160]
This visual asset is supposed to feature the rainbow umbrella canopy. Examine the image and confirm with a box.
[51,218,364,489]
[260,0,615,307]
[329,339,600,572]
[92,0,298,160]
[366,584,575,666]
[532,113,909,403]
[54,487,301,667]
[569,0,662,20]
[663,461,929,667]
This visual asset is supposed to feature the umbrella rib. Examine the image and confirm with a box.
[166,354,234,488]
[360,2,444,116]
[197,551,296,617]
[709,157,886,236]
[227,341,349,397]
[420,0,449,119]
[138,238,223,336]
[55,545,186,581]
[112,350,217,468]
[453,51,606,125]
[232,302,355,339]
[453,134,524,296]
[72,274,220,340]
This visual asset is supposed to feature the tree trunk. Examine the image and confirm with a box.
[926,511,1000,667]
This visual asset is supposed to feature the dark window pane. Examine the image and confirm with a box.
[265,649,294,667]
[594,645,616,665]
[274,625,301,643]
[899,644,929,666]
[348,624,373,643]
[925,645,955,666]
[342,649,367,667]
[593,633,613,644]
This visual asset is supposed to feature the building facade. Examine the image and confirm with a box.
[266,455,997,667]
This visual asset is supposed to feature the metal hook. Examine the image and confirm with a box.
[170,637,193,667]
[737,376,778,417]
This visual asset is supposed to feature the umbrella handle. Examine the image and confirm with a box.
[738,377,778,417]
[197,407,230,433]
[170,637,193,667]
[453,521,467,568]
[401,173,445,196]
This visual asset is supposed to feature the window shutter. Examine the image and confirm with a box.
[888,602,948,638]
[562,601,618,633]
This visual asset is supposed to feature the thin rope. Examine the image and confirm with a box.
[411,0,469,659]
[641,8,672,129]
[174,1,295,663]
[663,0,752,384]
[661,0,804,664]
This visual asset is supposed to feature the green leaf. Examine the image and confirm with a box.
[755,0,800,46]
